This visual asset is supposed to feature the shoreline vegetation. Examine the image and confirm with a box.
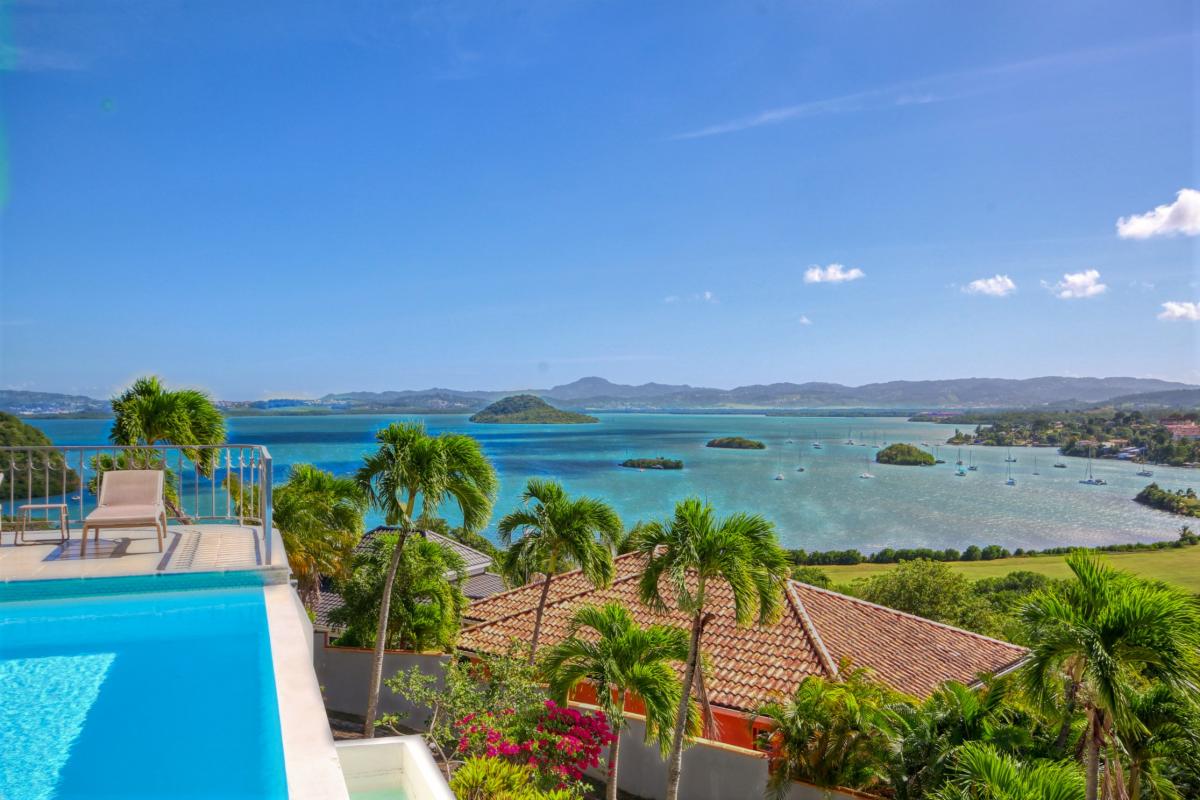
[469,395,599,424]
[1134,483,1200,518]
[705,436,765,449]
[619,457,683,470]
[875,442,935,466]
[915,409,1200,467]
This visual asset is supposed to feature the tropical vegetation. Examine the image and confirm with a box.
[541,603,693,800]
[876,442,937,466]
[632,497,791,800]
[497,479,622,663]
[329,532,467,652]
[1134,483,1200,518]
[227,463,365,606]
[469,394,599,424]
[98,376,225,518]
[0,411,79,498]
[705,436,765,449]
[619,457,683,470]
[354,421,498,736]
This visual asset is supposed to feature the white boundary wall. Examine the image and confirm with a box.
[595,717,868,800]
[312,633,450,730]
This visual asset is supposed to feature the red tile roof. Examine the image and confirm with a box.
[460,553,1027,709]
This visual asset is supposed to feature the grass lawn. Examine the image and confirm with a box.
[818,545,1200,593]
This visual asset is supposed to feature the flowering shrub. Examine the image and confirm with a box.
[454,700,616,791]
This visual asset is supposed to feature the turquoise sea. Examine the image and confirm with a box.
[26,414,1195,553]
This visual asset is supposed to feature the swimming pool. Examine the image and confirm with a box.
[0,580,288,800]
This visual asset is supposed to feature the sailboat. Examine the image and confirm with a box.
[933,445,945,464]
[1005,448,1017,463]
[1079,449,1107,485]
[955,448,963,466]
[859,454,875,479]
[967,449,978,471]
[796,443,805,472]
[1136,457,1153,478]
[1005,460,1016,486]
[1032,455,1040,476]
[955,462,967,477]
[1053,458,1068,468]
[774,449,785,481]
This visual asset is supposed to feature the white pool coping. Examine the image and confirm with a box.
[263,584,351,800]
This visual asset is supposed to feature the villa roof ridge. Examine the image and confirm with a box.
[783,580,839,680]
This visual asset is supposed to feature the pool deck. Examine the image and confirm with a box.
[0,522,288,582]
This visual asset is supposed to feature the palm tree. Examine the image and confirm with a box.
[329,534,467,653]
[271,464,366,607]
[497,479,622,664]
[632,497,791,800]
[540,603,693,800]
[1020,551,1200,800]
[759,665,906,796]
[355,422,497,737]
[892,676,1033,799]
[104,376,226,517]
[1119,684,1200,800]
[931,741,1085,800]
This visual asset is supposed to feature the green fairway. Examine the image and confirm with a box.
[818,546,1200,593]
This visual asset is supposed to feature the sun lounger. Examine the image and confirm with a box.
[81,470,167,556]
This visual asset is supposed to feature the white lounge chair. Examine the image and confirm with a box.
[81,470,167,556]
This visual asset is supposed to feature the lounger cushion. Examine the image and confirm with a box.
[98,470,163,506]
[84,505,163,525]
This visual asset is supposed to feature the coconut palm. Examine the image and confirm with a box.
[271,464,366,606]
[355,422,497,737]
[1020,551,1200,800]
[931,741,1086,800]
[101,376,226,517]
[633,497,791,800]
[540,602,694,800]
[759,665,906,796]
[497,479,622,663]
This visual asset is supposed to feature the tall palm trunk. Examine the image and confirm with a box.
[606,690,626,800]
[1053,679,1079,757]
[1085,707,1100,800]
[1128,760,1142,800]
[528,551,558,665]
[363,494,416,737]
[665,606,705,800]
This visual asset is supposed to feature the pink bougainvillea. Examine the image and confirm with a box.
[453,700,615,789]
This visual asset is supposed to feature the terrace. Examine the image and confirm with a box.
[0,443,453,800]
[0,444,282,582]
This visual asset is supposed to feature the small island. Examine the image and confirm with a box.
[876,443,936,466]
[1134,483,1200,518]
[469,394,599,424]
[620,457,683,470]
[706,437,766,450]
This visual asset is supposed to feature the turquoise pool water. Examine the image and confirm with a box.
[0,582,288,800]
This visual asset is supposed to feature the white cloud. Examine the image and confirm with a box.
[664,290,717,304]
[1117,189,1200,239]
[962,274,1016,297]
[1158,301,1200,321]
[804,264,865,284]
[1043,270,1107,299]
[798,315,813,326]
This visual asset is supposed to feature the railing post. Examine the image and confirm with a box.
[261,447,274,566]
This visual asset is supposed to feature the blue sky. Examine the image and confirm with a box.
[1,1,1197,399]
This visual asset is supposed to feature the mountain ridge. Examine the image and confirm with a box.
[4,376,1197,416]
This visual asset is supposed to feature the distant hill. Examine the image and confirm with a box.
[469,395,599,424]
[7,376,1197,417]
[1102,388,1200,410]
[0,390,110,416]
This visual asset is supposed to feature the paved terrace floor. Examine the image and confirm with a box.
[0,522,287,581]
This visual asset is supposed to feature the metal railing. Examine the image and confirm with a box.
[0,444,275,565]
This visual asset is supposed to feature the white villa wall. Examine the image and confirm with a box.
[312,633,450,730]
[599,717,868,800]
[313,636,868,800]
